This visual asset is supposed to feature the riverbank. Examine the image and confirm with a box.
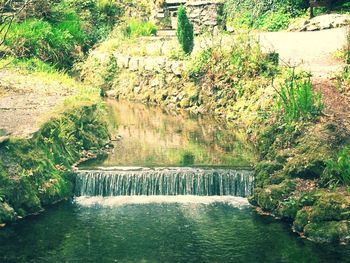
[0,65,110,226]
[81,27,350,243]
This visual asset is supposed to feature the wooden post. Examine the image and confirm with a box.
[309,0,333,19]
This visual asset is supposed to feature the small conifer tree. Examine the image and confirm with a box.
[176,5,194,55]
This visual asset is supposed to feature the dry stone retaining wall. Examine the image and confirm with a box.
[112,53,185,76]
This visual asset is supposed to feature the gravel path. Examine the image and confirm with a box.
[259,27,347,77]
[0,70,75,140]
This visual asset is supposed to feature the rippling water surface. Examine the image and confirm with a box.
[1,101,349,262]
[1,198,350,263]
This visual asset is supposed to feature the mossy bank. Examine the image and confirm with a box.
[0,97,109,226]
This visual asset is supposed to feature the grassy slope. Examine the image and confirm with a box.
[0,65,110,225]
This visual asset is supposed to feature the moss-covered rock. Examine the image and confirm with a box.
[253,179,296,211]
[276,197,300,220]
[0,104,110,224]
[0,202,16,224]
[293,207,312,232]
[304,221,350,243]
[309,192,350,222]
[254,161,284,188]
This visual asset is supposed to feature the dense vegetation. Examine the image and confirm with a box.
[2,0,123,69]
[224,0,350,31]
[0,102,109,224]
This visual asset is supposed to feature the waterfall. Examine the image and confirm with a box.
[75,167,254,197]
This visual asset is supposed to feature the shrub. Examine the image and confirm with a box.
[176,5,194,55]
[224,0,308,31]
[228,11,254,30]
[322,146,350,188]
[123,19,157,37]
[276,70,323,123]
[188,34,279,94]
[4,0,124,69]
[64,0,123,45]
[5,17,85,69]
[255,10,291,31]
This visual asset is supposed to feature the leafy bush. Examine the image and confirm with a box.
[225,0,308,31]
[123,19,157,37]
[255,10,291,31]
[64,0,123,45]
[188,34,279,93]
[100,55,118,96]
[5,17,85,69]
[176,5,194,55]
[4,0,123,69]
[228,11,255,29]
[276,71,323,123]
[322,147,350,188]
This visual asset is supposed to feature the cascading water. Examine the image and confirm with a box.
[75,167,254,197]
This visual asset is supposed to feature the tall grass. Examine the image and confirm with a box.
[123,19,157,37]
[3,0,123,69]
[322,146,350,188]
[276,70,323,123]
[5,13,86,69]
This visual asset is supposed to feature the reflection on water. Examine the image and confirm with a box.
[1,200,349,263]
[83,100,256,168]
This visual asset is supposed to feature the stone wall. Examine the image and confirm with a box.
[113,53,185,76]
[186,1,224,33]
[157,0,224,33]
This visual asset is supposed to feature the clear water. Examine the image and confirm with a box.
[75,168,254,197]
[0,198,349,263]
[1,100,349,262]
[81,100,256,168]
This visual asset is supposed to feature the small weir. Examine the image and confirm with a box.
[75,167,254,197]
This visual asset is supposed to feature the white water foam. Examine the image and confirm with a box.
[74,196,250,208]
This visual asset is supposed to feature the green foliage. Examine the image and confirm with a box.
[336,66,350,94]
[0,104,109,222]
[225,0,308,31]
[7,58,56,73]
[176,5,194,55]
[322,147,350,188]
[100,55,118,96]
[255,10,291,31]
[189,35,278,82]
[66,0,123,44]
[4,0,123,69]
[5,17,84,69]
[122,19,157,37]
[276,71,323,123]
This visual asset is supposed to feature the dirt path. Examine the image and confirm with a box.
[313,78,350,134]
[260,27,350,135]
[259,27,347,77]
[0,69,75,140]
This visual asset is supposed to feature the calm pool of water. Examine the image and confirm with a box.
[0,198,349,263]
[81,100,256,168]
